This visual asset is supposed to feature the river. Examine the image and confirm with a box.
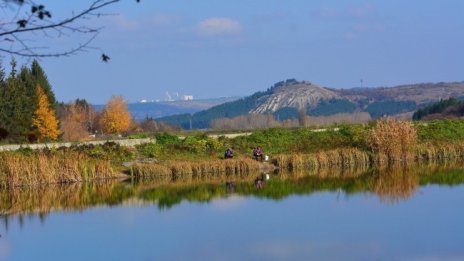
[0,163,463,260]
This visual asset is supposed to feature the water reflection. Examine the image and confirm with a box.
[1,162,464,224]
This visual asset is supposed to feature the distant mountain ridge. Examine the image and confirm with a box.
[158,80,464,129]
[95,97,240,120]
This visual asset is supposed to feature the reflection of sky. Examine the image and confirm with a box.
[1,185,464,261]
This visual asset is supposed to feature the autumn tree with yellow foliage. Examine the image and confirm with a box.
[32,85,61,141]
[99,96,131,134]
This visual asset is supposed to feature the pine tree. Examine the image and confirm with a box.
[0,59,59,142]
[31,60,56,107]
[0,60,32,141]
[32,85,61,141]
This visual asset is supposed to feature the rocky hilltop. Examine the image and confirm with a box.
[252,82,338,113]
[158,79,464,129]
[253,80,464,114]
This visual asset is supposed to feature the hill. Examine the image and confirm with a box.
[413,97,464,120]
[158,80,464,129]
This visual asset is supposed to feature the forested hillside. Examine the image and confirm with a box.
[413,97,464,120]
[158,80,464,129]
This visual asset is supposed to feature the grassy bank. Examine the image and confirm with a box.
[2,119,464,186]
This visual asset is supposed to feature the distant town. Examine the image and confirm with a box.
[139,91,194,103]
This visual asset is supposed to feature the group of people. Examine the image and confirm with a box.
[224,146,265,162]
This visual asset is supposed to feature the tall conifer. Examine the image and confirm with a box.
[31,60,56,107]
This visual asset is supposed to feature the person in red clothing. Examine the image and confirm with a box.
[253,146,263,161]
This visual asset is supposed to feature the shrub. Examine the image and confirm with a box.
[136,142,162,158]
[367,118,417,162]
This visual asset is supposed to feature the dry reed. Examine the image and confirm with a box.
[274,148,371,170]
[0,152,117,188]
[367,118,417,162]
[132,158,263,178]
[414,142,464,161]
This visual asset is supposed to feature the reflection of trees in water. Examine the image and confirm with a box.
[0,181,135,230]
[2,162,464,227]
[368,161,464,204]
[281,165,368,179]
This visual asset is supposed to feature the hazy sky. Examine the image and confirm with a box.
[9,0,464,103]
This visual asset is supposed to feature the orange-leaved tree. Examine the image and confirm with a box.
[60,102,89,141]
[32,85,61,141]
[99,96,131,134]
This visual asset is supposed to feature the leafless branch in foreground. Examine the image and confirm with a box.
[0,0,139,60]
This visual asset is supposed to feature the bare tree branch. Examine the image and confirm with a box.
[0,0,138,60]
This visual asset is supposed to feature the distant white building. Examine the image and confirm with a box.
[139,99,148,103]
[181,95,194,101]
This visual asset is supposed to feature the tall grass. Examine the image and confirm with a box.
[414,142,464,161]
[132,158,264,178]
[0,151,117,188]
[274,148,371,170]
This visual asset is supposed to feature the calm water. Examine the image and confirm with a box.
[1,164,464,261]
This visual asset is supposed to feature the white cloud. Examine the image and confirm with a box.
[102,14,139,31]
[196,17,242,36]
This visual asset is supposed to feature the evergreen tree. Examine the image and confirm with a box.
[0,60,32,141]
[32,85,61,141]
[0,61,7,138]
[0,59,58,142]
[31,60,56,107]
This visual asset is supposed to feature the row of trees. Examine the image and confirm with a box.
[210,112,372,130]
[58,96,179,141]
[0,59,169,143]
[58,96,133,141]
[0,59,58,142]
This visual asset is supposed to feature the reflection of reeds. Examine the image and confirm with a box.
[0,152,117,188]
[2,161,464,218]
[0,181,126,216]
[274,148,370,170]
[132,158,263,178]
[368,164,420,204]
[278,165,368,179]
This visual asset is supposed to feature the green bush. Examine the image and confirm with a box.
[155,133,181,145]
[136,142,162,158]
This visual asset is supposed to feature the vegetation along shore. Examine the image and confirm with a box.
[1,117,464,187]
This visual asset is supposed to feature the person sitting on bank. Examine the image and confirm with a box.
[253,146,264,161]
[224,148,234,159]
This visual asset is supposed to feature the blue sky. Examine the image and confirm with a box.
[9,0,464,103]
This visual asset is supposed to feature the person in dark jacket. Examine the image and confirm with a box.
[224,148,234,159]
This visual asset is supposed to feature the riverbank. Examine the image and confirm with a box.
[1,118,464,187]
